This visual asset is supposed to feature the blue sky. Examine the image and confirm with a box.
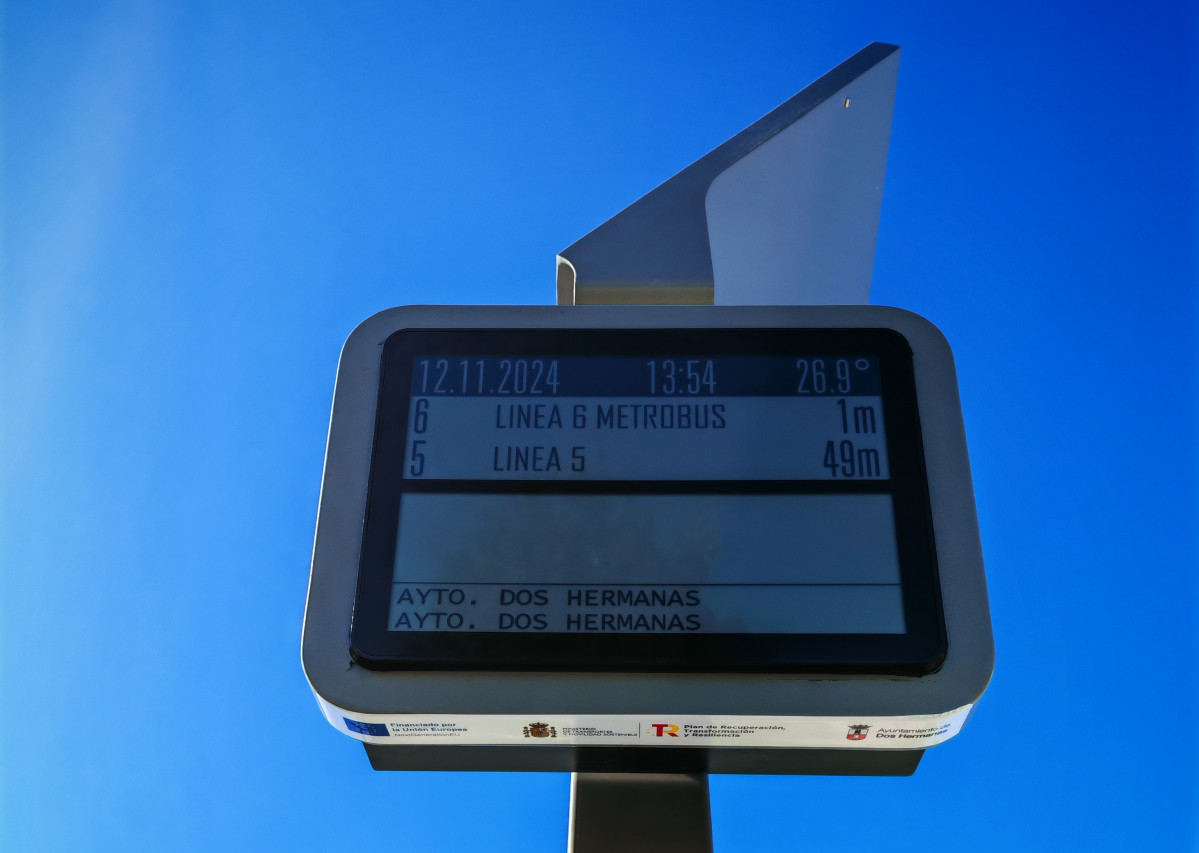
[2,1,1195,850]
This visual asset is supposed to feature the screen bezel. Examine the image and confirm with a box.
[350,327,946,675]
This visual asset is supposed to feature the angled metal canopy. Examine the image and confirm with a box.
[556,42,899,307]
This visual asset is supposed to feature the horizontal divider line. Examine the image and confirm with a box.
[390,582,902,587]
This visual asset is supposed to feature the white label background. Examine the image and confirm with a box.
[314,693,974,750]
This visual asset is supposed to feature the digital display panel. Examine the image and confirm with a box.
[351,327,944,674]
[402,355,888,480]
[390,493,903,635]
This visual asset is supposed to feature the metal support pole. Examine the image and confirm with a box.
[569,773,713,853]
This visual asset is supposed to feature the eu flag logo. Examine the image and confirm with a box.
[344,718,389,737]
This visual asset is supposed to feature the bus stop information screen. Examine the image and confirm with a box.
[352,328,945,674]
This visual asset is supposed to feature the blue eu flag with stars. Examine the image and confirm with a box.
[344,718,389,737]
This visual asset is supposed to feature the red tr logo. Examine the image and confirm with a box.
[650,723,680,738]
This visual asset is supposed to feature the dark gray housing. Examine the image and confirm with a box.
[302,305,994,775]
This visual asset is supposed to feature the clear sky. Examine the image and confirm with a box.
[2,1,1195,850]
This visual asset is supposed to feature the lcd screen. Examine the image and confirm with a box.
[402,355,888,481]
[351,327,944,673]
[390,493,904,634]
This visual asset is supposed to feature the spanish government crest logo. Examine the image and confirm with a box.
[523,722,557,738]
[846,724,871,741]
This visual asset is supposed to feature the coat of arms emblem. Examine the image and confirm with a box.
[523,722,557,738]
[846,724,871,741]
